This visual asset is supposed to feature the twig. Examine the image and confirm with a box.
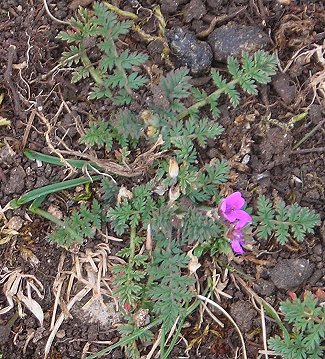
[20,109,36,150]
[58,135,165,177]
[290,146,325,155]
[4,45,24,119]
[103,1,138,20]
[260,304,269,359]
[35,110,77,174]
[197,7,246,38]
[292,118,325,150]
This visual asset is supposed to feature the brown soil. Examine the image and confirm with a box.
[0,1,324,359]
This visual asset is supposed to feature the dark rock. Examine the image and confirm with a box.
[272,73,296,105]
[35,176,49,188]
[305,189,320,200]
[230,301,256,332]
[207,148,218,159]
[3,166,26,195]
[166,27,213,75]
[207,23,270,63]
[259,127,293,164]
[183,0,206,23]
[320,220,325,246]
[270,258,314,290]
[87,324,98,342]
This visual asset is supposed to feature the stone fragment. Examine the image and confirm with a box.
[166,27,213,76]
[207,23,270,63]
[3,166,26,195]
[269,258,313,290]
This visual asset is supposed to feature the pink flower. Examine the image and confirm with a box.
[220,191,252,229]
[229,229,246,255]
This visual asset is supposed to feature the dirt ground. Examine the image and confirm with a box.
[0,0,325,358]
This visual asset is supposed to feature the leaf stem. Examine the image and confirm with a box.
[176,78,238,121]
[79,46,104,85]
[129,226,137,260]
[29,205,83,242]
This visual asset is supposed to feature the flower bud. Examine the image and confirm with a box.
[168,185,180,204]
[117,186,133,205]
[168,158,179,179]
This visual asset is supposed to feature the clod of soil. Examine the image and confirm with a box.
[269,258,314,289]
[253,278,275,296]
[230,300,256,332]
[258,127,293,168]
[166,27,213,75]
[272,73,296,105]
[183,0,207,23]
[160,0,189,15]
[207,23,270,62]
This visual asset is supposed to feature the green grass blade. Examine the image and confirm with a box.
[10,175,102,208]
[24,149,102,170]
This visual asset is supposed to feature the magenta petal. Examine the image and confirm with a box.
[234,210,252,229]
[223,211,238,223]
[231,239,245,254]
[225,192,245,210]
[220,197,228,214]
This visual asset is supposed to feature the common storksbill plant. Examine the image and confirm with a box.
[269,291,325,359]
[10,8,321,355]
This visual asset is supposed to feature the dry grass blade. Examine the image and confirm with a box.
[46,243,119,357]
[59,135,165,177]
[44,287,92,358]
[197,294,247,359]
[260,303,269,359]
[0,269,44,325]
[234,274,284,329]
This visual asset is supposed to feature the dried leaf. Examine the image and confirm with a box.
[187,248,201,274]
[0,228,19,244]
[20,247,40,267]
[0,117,11,127]
[117,186,133,205]
[17,291,44,326]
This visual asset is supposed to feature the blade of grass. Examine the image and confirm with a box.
[29,201,84,243]
[24,149,102,171]
[10,175,102,208]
